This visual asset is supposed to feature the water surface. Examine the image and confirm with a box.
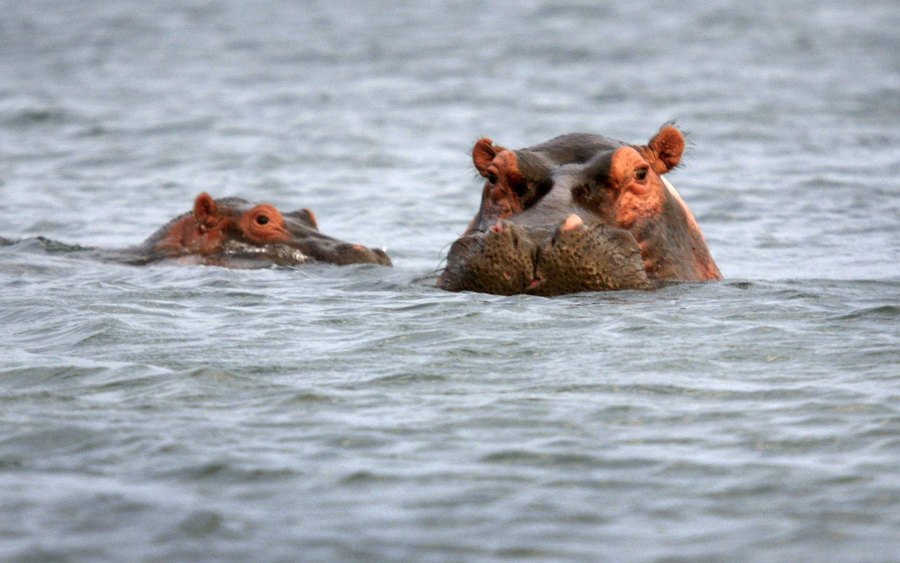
[1,1,898,560]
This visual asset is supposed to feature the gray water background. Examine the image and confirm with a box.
[1,1,898,560]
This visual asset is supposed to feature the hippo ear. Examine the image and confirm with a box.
[472,138,498,175]
[646,125,685,174]
[287,208,319,230]
[193,192,219,227]
[299,208,319,230]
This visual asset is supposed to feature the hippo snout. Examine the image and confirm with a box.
[333,243,392,267]
[438,222,537,295]
[438,217,651,296]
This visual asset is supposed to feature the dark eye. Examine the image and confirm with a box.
[634,168,649,181]
[487,172,499,184]
[256,215,270,225]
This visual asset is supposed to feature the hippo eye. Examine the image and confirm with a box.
[255,215,270,226]
[486,172,499,184]
[634,167,649,181]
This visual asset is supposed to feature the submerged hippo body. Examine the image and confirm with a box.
[127,193,392,267]
[438,125,720,296]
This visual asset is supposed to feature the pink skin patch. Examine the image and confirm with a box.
[490,221,505,234]
[661,177,704,239]
[560,214,584,231]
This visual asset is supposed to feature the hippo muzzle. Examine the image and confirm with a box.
[438,214,651,296]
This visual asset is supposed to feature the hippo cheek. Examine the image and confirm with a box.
[438,223,537,295]
[528,218,652,296]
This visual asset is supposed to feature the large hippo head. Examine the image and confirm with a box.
[438,125,720,295]
[136,193,391,267]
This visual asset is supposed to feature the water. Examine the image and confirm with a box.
[1,1,898,560]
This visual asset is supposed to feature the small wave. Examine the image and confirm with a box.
[0,425,102,458]
[479,449,603,467]
[829,305,900,321]
[276,391,336,405]
[339,470,396,485]
[364,372,451,386]
[157,461,299,485]
[3,106,72,127]
[0,236,94,254]
[175,510,226,538]
[185,367,244,383]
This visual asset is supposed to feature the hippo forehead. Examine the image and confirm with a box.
[523,133,624,164]
[216,199,319,233]
[212,197,255,213]
[569,148,618,183]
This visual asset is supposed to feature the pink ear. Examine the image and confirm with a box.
[472,138,498,175]
[192,193,218,226]
[647,126,685,173]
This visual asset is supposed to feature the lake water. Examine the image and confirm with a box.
[1,1,898,560]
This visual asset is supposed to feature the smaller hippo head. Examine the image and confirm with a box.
[140,193,391,267]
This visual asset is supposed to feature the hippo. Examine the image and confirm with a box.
[438,124,721,295]
[124,192,392,267]
[0,193,391,268]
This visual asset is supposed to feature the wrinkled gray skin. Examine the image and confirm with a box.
[438,134,652,296]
